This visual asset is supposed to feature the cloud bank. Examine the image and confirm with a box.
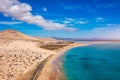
[42,7,47,12]
[0,0,76,31]
[92,24,120,39]
[0,21,22,25]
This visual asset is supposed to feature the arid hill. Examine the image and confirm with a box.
[0,30,58,80]
[0,30,37,40]
[0,30,72,80]
[0,30,58,42]
[0,30,60,45]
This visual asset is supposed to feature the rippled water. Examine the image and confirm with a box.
[62,42,120,80]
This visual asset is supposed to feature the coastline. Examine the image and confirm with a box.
[54,41,120,80]
[37,42,91,80]
[49,41,111,80]
[0,30,120,80]
[37,41,107,80]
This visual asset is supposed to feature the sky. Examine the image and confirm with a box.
[0,0,120,39]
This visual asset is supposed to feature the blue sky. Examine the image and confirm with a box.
[0,0,120,39]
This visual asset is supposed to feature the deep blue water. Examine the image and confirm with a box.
[62,43,120,80]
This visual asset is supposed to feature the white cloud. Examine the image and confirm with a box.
[75,21,88,24]
[63,18,74,24]
[96,17,105,23]
[94,24,120,31]
[64,20,70,24]
[96,17,104,21]
[78,21,87,24]
[65,18,74,21]
[92,24,120,39]
[62,18,89,25]
[0,21,22,25]
[75,18,88,24]
[42,7,47,12]
[0,0,76,31]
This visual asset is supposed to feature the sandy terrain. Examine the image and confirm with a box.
[0,30,57,80]
[0,30,103,80]
[37,43,89,80]
[38,41,104,80]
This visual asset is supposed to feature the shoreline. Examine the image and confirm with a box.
[37,42,91,80]
[37,41,108,80]
[1,30,120,80]
[49,42,98,80]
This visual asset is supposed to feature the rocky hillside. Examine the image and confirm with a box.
[0,30,57,80]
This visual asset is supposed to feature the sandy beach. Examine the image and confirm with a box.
[38,42,97,80]
[0,30,59,80]
[0,30,85,80]
[0,0,119,79]
[38,41,106,80]
[0,30,108,80]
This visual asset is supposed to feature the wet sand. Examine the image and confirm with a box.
[0,30,111,80]
[38,42,90,80]
[39,42,106,80]
[50,43,91,80]
[59,42,120,80]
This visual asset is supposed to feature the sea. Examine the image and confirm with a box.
[61,42,120,80]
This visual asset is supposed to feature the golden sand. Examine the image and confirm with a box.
[0,30,105,80]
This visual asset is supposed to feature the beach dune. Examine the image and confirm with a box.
[0,30,58,80]
[0,30,84,80]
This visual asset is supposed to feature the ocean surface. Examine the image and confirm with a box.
[61,42,120,80]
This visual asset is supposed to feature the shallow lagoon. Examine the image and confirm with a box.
[62,43,120,80]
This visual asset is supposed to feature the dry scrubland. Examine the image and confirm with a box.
[0,30,71,80]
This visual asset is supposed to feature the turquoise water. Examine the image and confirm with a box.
[62,43,120,80]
